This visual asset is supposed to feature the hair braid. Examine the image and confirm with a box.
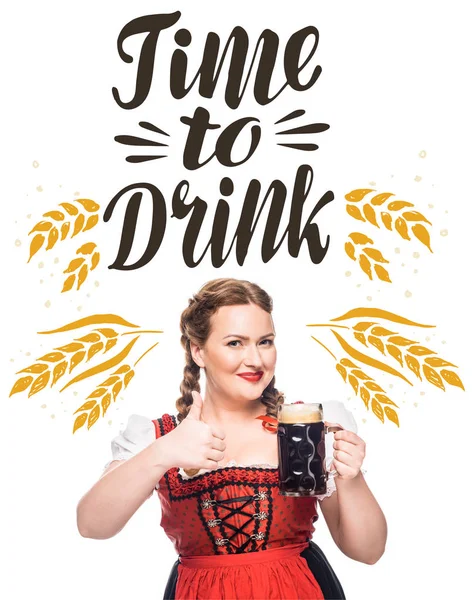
[176,339,202,423]
[261,376,285,420]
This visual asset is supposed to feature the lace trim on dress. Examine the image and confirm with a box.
[179,459,278,480]
[316,468,368,501]
[166,465,280,500]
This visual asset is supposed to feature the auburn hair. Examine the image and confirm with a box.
[176,278,284,423]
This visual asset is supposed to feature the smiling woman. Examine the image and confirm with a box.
[76,278,386,600]
[191,304,276,401]
[175,279,280,432]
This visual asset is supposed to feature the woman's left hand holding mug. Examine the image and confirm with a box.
[331,429,366,480]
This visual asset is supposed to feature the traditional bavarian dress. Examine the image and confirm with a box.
[105,403,357,599]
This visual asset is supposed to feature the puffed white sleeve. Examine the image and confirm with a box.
[317,401,362,502]
[103,414,158,485]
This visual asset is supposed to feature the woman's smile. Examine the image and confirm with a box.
[237,371,264,382]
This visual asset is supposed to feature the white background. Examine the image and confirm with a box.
[1,1,471,599]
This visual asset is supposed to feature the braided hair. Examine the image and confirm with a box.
[176,278,285,423]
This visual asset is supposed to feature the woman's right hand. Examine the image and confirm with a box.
[154,391,226,471]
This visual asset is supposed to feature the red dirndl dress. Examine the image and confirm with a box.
[152,414,333,600]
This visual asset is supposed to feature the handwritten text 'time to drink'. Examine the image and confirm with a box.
[105,11,333,269]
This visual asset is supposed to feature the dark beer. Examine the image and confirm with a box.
[277,404,327,497]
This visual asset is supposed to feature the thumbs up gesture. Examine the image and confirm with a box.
[155,391,226,473]
[187,389,204,421]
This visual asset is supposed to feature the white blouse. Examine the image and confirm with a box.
[103,401,359,500]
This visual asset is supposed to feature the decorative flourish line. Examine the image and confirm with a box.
[114,135,168,148]
[311,336,337,361]
[274,109,306,125]
[122,329,163,336]
[277,143,319,151]
[276,123,330,135]
[274,111,330,153]
[134,341,160,367]
[125,155,167,163]
[306,323,349,329]
[139,121,170,136]
[115,121,169,163]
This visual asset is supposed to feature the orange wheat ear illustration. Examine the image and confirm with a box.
[73,364,137,433]
[345,189,432,250]
[345,232,391,282]
[308,308,464,426]
[27,198,102,292]
[9,314,162,432]
[28,199,100,262]
[335,358,399,426]
[62,242,100,292]
[344,188,433,283]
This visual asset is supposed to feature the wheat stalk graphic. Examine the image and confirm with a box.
[72,365,135,432]
[9,314,162,432]
[62,242,100,292]
[335,358,399,425]
[348,321,463,391]
[308,308,465,426]
[28,199,100,262]
[71,337,159,432]
[345,232,391,282]
[345,189,432,251]
[343,189,433,282]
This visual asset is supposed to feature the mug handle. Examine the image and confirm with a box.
[326,425,343,434]
[324,421,343,478]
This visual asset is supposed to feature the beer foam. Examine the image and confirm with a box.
[278,403,323,424]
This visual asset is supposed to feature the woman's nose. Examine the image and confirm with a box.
[243,344,263,368]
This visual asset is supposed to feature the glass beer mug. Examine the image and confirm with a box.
[277,402,342,497]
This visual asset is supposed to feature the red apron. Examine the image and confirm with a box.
[176,542,324,599]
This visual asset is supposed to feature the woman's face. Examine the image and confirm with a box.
[192,303,277,403]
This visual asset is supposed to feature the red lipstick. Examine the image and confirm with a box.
[237,371,264,382]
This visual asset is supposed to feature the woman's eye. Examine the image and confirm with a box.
[228,340,241,347]
[260,339,274,346]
